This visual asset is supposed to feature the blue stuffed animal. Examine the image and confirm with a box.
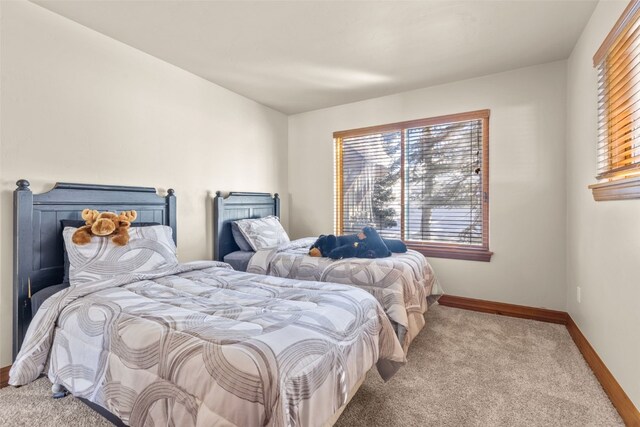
[308,227,407,260]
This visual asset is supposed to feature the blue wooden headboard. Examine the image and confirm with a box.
[213,191,279,261]
[13,179,176,359]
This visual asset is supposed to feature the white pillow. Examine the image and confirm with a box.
[63,225,178,285]
[234,216,290,251]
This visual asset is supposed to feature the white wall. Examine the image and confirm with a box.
[4,0,637,409]
[0,0,289,367]
[289,61,568,311]
[566,0,640,408]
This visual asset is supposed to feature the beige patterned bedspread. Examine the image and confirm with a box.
[10,261,405,427]
[248,238,443,352]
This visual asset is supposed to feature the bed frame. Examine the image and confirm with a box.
[13,179,177,361]
[212,191,279,261]
[13,183,361,426]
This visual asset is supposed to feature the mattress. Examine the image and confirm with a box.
[223,250,254,271]
[31,283,69,315]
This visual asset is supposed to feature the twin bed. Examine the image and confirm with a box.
[9,181,440,427]
[214,191,443,351]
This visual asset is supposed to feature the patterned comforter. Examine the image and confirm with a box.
[10,261,405,427]
[248,238,443,351]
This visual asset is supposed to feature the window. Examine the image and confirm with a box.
[590,0,640,200]
[334,110,491,261]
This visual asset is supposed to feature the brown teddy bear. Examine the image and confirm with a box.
[72,209,138,246]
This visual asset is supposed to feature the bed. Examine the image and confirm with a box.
[9,180,406,427]
[213,191,443,352]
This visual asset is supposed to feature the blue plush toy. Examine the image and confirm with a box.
[308,227,407,260]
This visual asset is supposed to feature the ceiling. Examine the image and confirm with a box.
[33,0,597,114]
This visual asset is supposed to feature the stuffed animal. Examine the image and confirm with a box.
[308,234,358,258]
[309,227,407,260]
[72,209,138,246]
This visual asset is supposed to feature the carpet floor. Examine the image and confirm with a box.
[0,305,623,426]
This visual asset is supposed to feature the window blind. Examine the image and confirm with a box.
[595,0,640,179]
[404,119,484,245]
[335,130,402,239]
[334,110,490,260]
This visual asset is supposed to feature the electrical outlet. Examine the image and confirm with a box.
[577,286,581,303]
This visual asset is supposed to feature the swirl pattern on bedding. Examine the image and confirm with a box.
[248,238,443,351]
[10,261,404,427]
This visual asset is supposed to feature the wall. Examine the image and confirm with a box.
[289,61,568,311]
[566,0,640,408]
[5,0,636,408]
[0,0,288,367]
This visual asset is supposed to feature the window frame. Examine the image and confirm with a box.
[589,0,640,201]
[334,109,492,262]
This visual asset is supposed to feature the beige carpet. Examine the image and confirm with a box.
[0,305,623,426]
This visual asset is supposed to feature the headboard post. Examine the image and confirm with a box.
[274,193,281,218]
[213,191,224,261]
[166,188,177,245]
[13,180,34,359]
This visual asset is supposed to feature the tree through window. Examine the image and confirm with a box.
[334,110,491,261]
